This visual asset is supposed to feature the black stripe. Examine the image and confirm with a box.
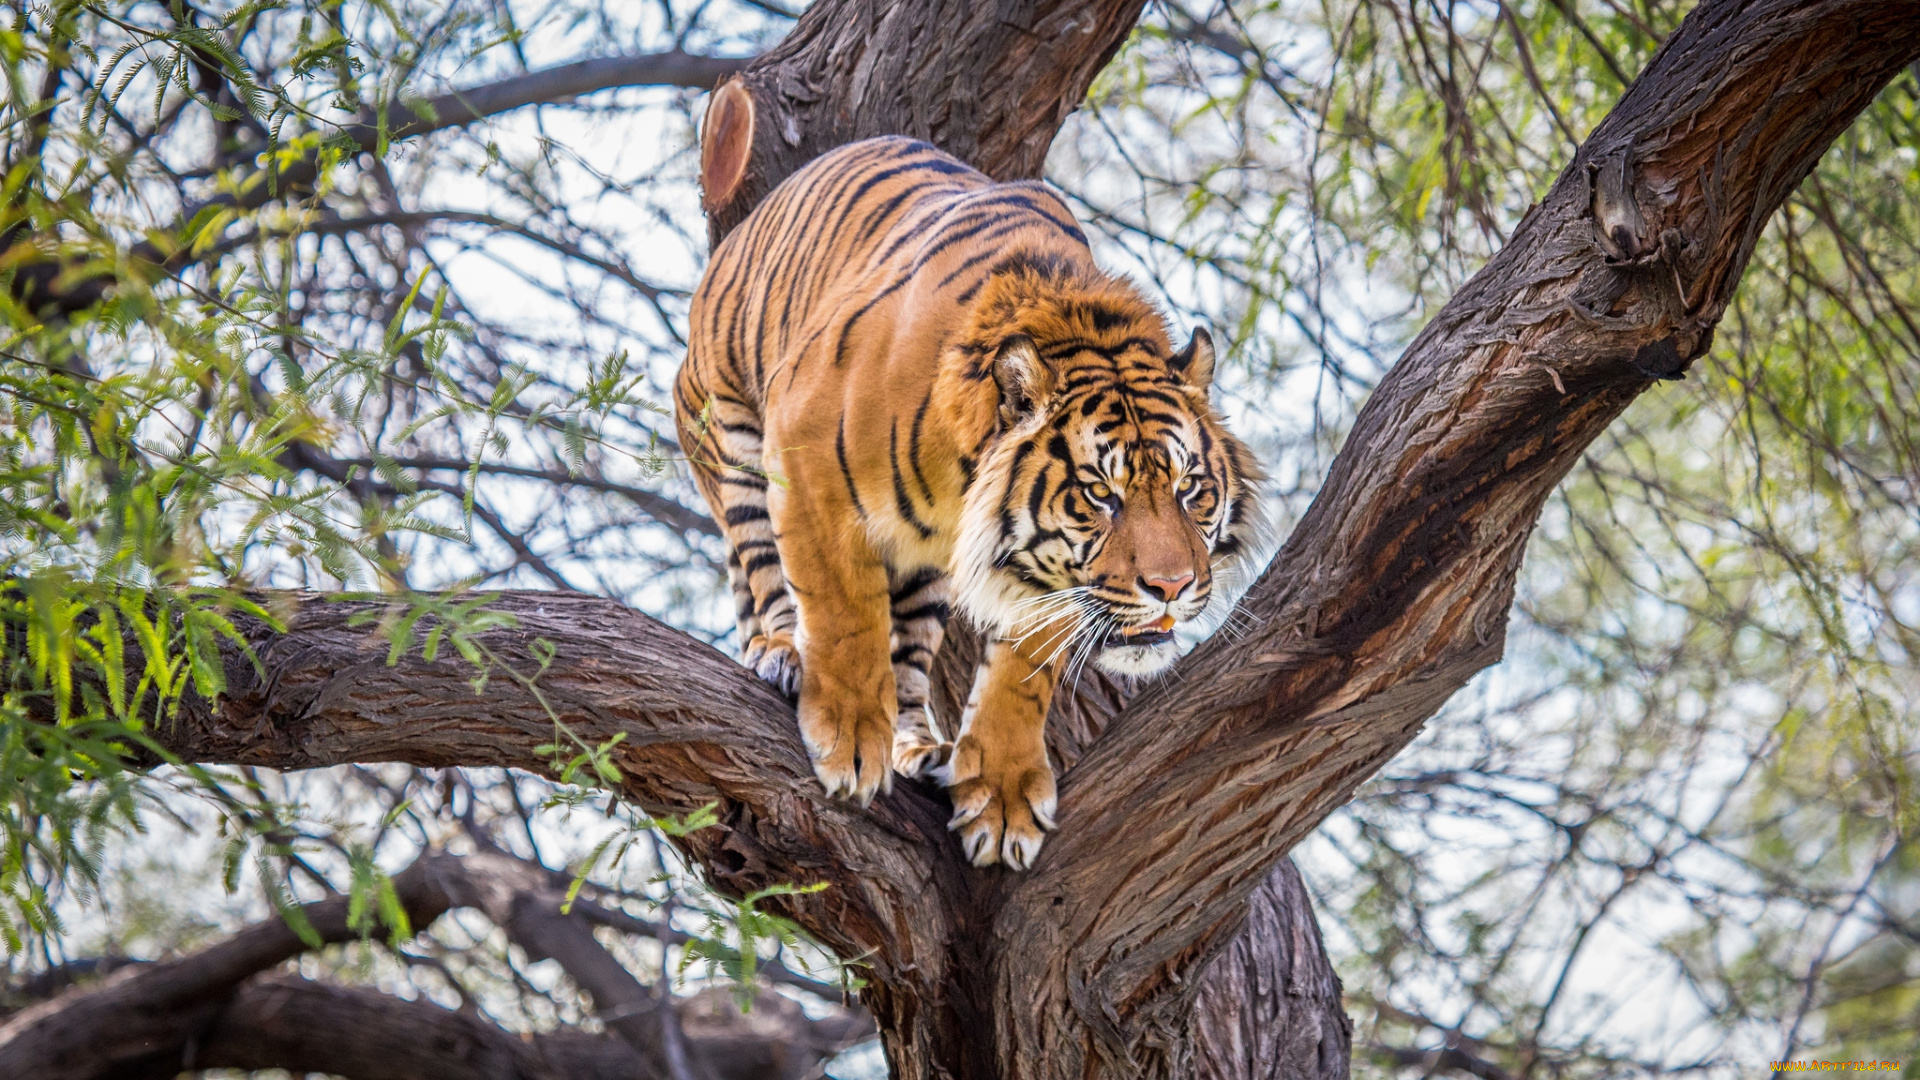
[908,394,936,502]
[1026,472,1051,522]
[836,417,867,518]
[890,566,944,602]
[818,270,916,370]
[743,552,784,574]
[892,601,951,623]
[890,423,936,539]
[1126,387,1187,410]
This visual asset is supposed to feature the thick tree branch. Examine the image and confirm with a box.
[1189,859,1352,1080]
[989,1,1920,1073]
[138,975,585,1080]
[111,592,963,1019]
[18,971,852,1080]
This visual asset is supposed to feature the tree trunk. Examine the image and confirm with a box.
[9,0,1919,1076]
[1189,861,1351,1080]
[696,0,1149,246]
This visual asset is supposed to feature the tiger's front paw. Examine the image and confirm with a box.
[799,696,894,806]
[941,736,1056,870]
[743,632,801,697]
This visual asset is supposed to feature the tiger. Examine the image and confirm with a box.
[674,136,1266,870]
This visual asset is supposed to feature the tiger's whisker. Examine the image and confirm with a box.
[1063,614,1109,691]
[1034,608,1092,672]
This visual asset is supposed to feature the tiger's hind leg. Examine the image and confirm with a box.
[887,565,952,779]
[722,546,763,664]
[681,388,802,695]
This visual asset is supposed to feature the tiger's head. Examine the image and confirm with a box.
[948,267,1268,678]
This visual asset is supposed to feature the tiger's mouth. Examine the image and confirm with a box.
[1101,614,1177,649]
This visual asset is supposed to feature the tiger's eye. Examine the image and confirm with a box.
[1089,481,1114,501]
[1177,474,1197,493]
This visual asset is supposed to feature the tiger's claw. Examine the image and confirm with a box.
[892,730,953,780]
[941,735,1056,870]
[747,633,802,697]
[800,697,894,806]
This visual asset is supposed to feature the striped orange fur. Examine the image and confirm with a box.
[675,136,1265,869]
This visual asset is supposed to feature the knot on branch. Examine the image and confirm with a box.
[1576,143,1720,382]
[1586,148,1657,266]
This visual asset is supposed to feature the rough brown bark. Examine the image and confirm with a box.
[135,976,588,1080]
[1189,860,1352,1080]
[163,977,859,1080]
[986,4,1920,1071]
[13,0,1919,1077]
[699,0,1149,245]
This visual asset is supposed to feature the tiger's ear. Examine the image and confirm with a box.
[1170,327,1216,391]
[993,334,1052,425]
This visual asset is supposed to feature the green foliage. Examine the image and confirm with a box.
[558,800,720,914]
[6,0,1917,1068]
[679,880,840,1006]
[0,0,678,961]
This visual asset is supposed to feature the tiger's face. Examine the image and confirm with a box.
[952,326,1265,678]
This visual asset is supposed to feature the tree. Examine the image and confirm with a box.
[2,0,1917,1076]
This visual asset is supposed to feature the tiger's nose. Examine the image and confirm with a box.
[1141,572,1196,602]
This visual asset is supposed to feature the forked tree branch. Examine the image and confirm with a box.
[987,0,1920,1071]
[10,0,1920,1075]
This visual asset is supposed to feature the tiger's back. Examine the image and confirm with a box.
[675,136,1263,870]
[684,136,1091,414]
